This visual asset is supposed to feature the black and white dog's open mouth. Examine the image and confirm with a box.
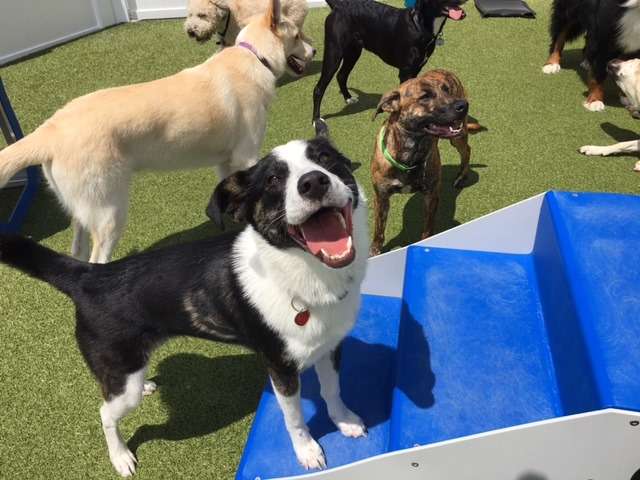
[426,120,464,138]
[287,55,306,75]
[287,201,355,268]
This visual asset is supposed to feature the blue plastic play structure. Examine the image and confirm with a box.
[237,191,640,480]
[0,77,40,233]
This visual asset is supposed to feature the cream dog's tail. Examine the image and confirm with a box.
[0,134,50,189]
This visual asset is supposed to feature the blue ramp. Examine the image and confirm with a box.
[236,191,640,480]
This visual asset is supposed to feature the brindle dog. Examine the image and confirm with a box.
[370,69,477,256]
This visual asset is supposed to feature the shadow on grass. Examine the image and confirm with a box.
[562,49,624,107]
[382,163,485,253]
[128,352,265,455]
[0,185,69,241]
[128,217,243,256]
[600,122,638,142]
[323,89,381,120]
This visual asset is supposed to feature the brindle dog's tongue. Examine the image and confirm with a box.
[300,211,350,258]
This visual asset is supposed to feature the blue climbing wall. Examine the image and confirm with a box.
[236,191,640,480]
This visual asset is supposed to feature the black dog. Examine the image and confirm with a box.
[0,137,369,476]
[543,0,640,111]
[312,0,466,122]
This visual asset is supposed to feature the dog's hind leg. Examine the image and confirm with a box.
[336,44,362,105]
[370,186,390,256]
[88,201,128,264]
[583,58,607,111]
[99,368,146,477]
[312,13,346,122]
[543,28,568,74]
[269,368,326,470]
[315,348,366,438]
[422,188,440,239]
[450,134,471,189]
[71,219,91,261]
[543,2,584,74]
[42,162,91,260]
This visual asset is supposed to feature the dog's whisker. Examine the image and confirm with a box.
[267,211,287,229]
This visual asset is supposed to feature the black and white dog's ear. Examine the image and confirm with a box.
[314,118,330,139]
[206,171,250,229]
[373,90,401,120]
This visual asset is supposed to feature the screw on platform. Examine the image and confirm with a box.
[630,420,639,427]
[411,462,419,468]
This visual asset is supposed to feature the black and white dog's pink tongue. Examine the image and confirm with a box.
[447,7,465,20]
[300,211,350,257]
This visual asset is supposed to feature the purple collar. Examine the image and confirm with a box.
[238,41,274,75]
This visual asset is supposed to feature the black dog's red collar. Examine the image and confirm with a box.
[238,42,274,75]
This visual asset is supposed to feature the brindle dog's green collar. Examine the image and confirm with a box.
[379,125,418,173]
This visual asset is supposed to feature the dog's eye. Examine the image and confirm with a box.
[197,13,207,19]
[420,90,434,100]
[442,85,450,94]
[295,33,301,40]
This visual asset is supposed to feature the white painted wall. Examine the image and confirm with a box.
[127,0,188,20]
[0,0,129,65]
[125,0,326,21]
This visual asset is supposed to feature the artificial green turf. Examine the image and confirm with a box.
[0,1,639,478]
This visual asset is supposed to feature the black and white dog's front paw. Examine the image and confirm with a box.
[332,408,367,438]
[293,437,327,470]
[109,448,137,477]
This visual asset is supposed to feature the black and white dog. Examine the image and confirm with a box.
[0,137,369,476]
[312,0,466,123]
[543,0,640,111]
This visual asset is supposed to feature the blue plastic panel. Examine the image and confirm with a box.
[532,197,601,415]
[389,246,562,450]
[546,191,640,412]
[0,77,40,233]
[236,295,402,480]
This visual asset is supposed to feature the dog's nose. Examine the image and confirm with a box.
[453,100,468,114]
[298,170,330,200]
[608,59,622,75]
[187,28,196,38]
[312,48,317,57]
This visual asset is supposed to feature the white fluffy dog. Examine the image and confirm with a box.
[184,0,310,47]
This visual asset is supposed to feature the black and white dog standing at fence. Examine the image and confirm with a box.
[0,136,369,477]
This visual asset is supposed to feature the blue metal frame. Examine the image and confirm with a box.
[0,77,40,233]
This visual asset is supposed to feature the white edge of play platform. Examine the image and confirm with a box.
[273,408,640,480]
[361,192,547,298]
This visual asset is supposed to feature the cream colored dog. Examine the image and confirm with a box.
[0,0,314,264]
[184,0,309,47]
[580,58,640,172]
